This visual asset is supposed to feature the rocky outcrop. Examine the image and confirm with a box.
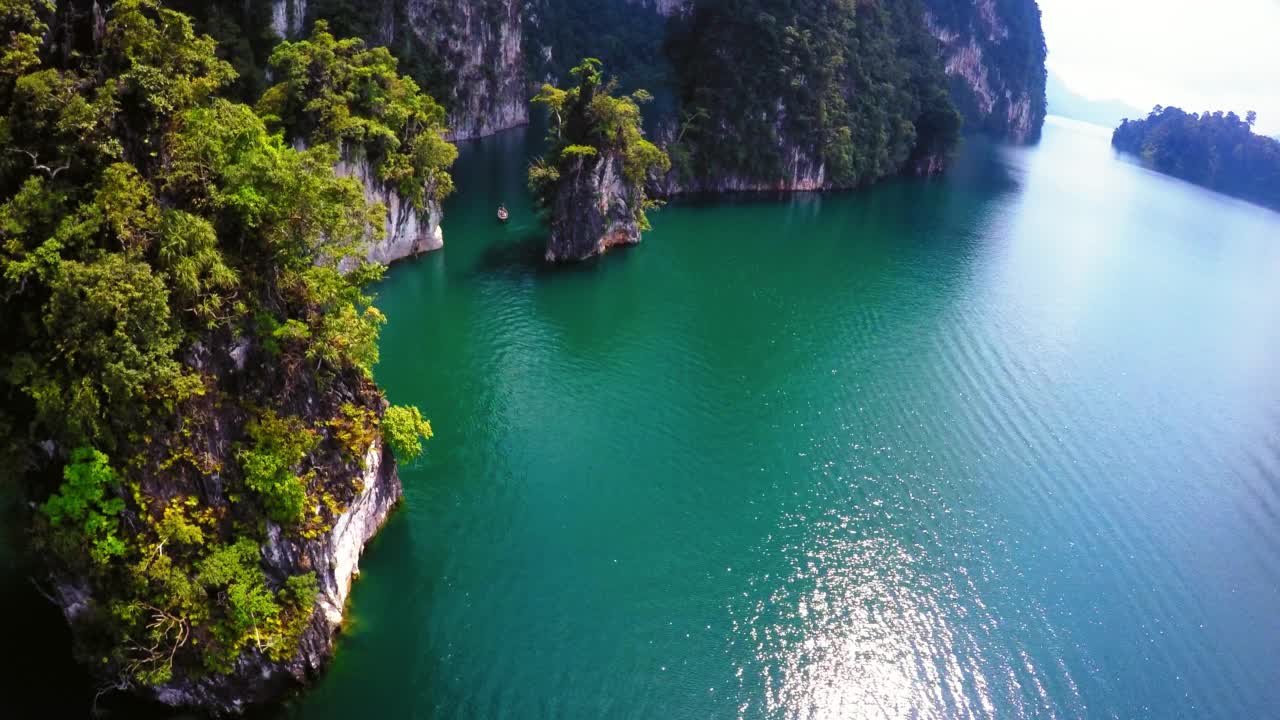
[657,142,828,194]
[658,146,945,195]
[45,329,405,715]
[336,148,444,265]
[921,0,1048,142]
[268,0,527,141]
[140,441,401,713]
[545,150,644,262]
[403,0,527,140]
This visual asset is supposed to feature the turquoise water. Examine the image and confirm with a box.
[282,118,1280,719]
[5,117,1280,719]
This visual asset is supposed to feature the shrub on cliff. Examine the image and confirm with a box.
[382,405,434,463]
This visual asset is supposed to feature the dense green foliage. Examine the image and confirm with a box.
[665,0,961,187]
[382,405,434,463]
[164,0,282,99]
[0,0,438,690]
[238,411,320,525]
[257,21,458,207]
[529,59,670,227]
[525,0,673,97]
[1113,107,1280,211]
[41,448,127,566]
[311,0,516,126]
[302,0,456,102]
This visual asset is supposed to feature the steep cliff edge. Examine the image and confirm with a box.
[52,349,405,715]
[259,21,458,266]
[336,148,445,265]
[271,0,1046,153]
[921,0,1047,142]
[279,0,527,141]
[271,0,307,39]
[1,4,435,714]
[543,150,648,262]
[401,0,527,140]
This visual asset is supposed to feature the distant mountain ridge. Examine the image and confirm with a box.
[1046,71,1145,129]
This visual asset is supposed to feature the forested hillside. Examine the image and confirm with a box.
[173,1,1046,159]
[1113,107,1280,210]
[664,0,961,190]
[0,0,435,710]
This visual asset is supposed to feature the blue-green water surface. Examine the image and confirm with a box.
[5,117,1279,719]
[284,118,1280,719]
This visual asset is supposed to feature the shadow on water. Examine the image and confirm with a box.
[470,224,653,280]
[0,566,94,718]
[472,230,547,276]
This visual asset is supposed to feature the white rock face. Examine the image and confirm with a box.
[271,0,307,39]
[335,150,445,265]
[315,441,402,626]
[942,37,996,116]
[404,0,529,140]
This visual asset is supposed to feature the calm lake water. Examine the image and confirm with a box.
[6,117,1280,719]
[281,117,1280,719]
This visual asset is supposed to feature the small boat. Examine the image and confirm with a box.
[497,205,509,222]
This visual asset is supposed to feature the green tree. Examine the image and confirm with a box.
[41,447,126,567]
[27,253,186,446]
[1113,106,1280,210]
[665,0,960,187]
[382,404,433,463]
[529,58,670,228]
[257,21,458,208]
[238,411,319,526]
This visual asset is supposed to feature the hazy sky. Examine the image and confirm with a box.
[1038,0,1280,134]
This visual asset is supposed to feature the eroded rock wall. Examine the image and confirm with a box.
[141,441,401,713]
[335,148,445,264]
[545,151,644,262]
[921,0,1047,142]
[403,0,528,140]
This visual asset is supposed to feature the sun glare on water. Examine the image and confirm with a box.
[731,506,1070,720]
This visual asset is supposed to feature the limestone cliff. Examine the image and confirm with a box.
[46,333,405,715]
[662,0,960,193]
[335,147,444,265]
[921,0,1048,142]
[655,142,829,194]
[270,0,307,39]
[544,151,645,262]
[8,5,426,716]
[399,0,528,140]
[118,442,399,713]
[264,12,455,266]
[269,0,1045,152]
[275,0,528,141]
